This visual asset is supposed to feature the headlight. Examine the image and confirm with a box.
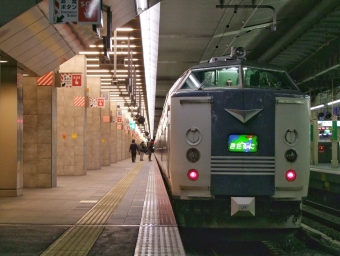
[285,149,297,163]
[186,148,200,163]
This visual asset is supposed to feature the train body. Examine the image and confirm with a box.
[154,50,310,238]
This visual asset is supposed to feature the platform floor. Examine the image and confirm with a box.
[0,156,185,256]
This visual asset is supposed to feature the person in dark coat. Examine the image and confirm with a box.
[139,141,147,161]
[147,139,154,161]
[129,139,138,162]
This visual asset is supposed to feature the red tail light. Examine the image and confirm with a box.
[187,169,199,181]
[286,169,296,182]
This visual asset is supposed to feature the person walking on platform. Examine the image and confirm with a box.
[129,139,138,162]
[147,139,154,161]
[139,141,147,161]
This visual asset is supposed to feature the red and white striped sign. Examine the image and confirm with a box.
[74,96,85,106]
[37,71,53,86]
[103,116,110,123]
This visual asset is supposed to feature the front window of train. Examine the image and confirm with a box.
[242,67,297,90]
[179,65,298,90]
[180,66,240,89]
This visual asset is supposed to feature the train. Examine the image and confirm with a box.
[154,47,310,239]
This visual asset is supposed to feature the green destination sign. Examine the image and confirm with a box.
[228,134,258,153]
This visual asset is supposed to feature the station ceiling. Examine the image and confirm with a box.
[1,0,340,136]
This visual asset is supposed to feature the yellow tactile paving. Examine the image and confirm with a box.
[41,162,144,256]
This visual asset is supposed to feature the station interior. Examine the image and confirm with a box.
[1,0,340,255]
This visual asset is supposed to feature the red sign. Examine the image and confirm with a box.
[72,74,82,86]
[97,97,105,108]
[78,0,100,23]
[117,117,122,123]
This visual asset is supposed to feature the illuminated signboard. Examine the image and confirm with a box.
[228,134,258,153]
[130,122,136,130]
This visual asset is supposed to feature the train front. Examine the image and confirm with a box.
[169,51,310,236]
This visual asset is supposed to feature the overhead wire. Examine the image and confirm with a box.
[210,6,237,57]
[221,0,264,56]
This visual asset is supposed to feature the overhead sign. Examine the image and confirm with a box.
[49,0,101,24]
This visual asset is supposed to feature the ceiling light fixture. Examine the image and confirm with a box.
[116,28,133,31]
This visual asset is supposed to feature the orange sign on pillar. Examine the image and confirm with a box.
[97,97,105,108]
[72,74,82,86]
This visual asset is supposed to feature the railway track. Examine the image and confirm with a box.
[302,200,340,231]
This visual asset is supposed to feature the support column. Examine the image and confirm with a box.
[331,118,338,168]
[124,115,130,160]
[310,119,319,165]
[57,55,87,175]
[110,101,117,164]
[86,77,101,169]
[101,92,110,166]
[0,67,23,196]
[116,107,123,161]
[23,76,56,188]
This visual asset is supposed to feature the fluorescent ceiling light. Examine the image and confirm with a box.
[87,70,110,73]
[0,60,8,63]
[116,28,133,31]
[328,100,340,106]
[87,74,113,77]
[79,51,137,55]
[89,44,136,48]
[113,37,135,40]
[310,104,324,110]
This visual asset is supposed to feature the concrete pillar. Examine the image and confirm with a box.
[86,77,101,169]
[110,102,117,164]
[101,92,110,166]
[57,55,87,175]
[311,119,319,165]
[116,107,123,161]
[331,119,338,168]
[0,67,23,196]
[23,76,56,188]
[124,115,130,160]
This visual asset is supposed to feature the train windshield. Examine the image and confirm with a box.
[180,66,240,89]
[179,65,298,90]
[243,67,297,90]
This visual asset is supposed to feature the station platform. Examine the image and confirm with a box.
[310,163,340,173]
[0,156,185,256]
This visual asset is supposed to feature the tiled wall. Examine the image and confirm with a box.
[110,102,117,164]
[57,55,87,175]
[0,67,24,196]
[86,77,101,169]
[23,77,55,188]
[101,92,111,166]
